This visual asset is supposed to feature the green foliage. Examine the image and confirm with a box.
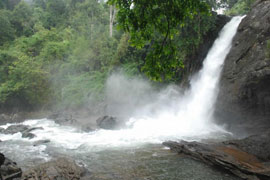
[108,0,211,81]
[0,10,15,45]
[0,0,21,10]
[58,71,107,108]
[11,1,34,36]
[225,0,255,15]
[0,50,49,106]
[0,28,69,106]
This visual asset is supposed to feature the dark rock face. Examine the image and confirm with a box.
[96,116,118,130]
[216,0,270,134]
[163,132,270,180]
[22,157,91,180]
[0,153,22,180]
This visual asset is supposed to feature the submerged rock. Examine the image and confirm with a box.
[33,139,50,146]
[23,127,44,133]
[22,157,91,180]
[0,153,22,180]
[163,131,270,180]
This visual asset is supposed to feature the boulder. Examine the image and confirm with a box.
[3,125,30,134]
[81,123,95,132]
[0,114,11,125]
[0,127,5,134]
[48,112,78,126]
[22,157,91,180]
[164,141,270,180]
[23,127,44,133]
[223,131,270,162]
[21,132,36,139]
[96,116,118,130]
[21,127,43,139]
[215,0,270,134]
[0,113,26,125]
[163,131,270,180]
[0,153,22,180]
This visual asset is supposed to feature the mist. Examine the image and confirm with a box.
[104,73,183,121]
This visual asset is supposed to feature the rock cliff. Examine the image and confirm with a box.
[215,0,270,135]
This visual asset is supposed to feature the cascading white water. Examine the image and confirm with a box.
[0,16,244,150]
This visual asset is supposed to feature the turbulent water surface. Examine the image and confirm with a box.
[0,16,244,179]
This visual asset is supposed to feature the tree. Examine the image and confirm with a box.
[108,0,210,81]
[11,1,34,36]
[0,10,15,45]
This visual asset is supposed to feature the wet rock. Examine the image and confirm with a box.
[0,127,5,134]
[47,112,60,120]
[11,113,25,123]
[21,132,36,139]
[33,139,50,146]
[0,113,26,125]
[0,153,4,166]
[81,123,95,132]
[96,116,118,130]
[0,153,22,180]
[0,114,11,125]
[21,127,44,139]
[163,131,270,180]
[216,0,270,134]
[22,157,91,180]
[3,125,30,134]
[25,127,44,133]
[48,112,78,126]
[223,131,270,162]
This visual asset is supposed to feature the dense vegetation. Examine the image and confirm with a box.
[0,0,255,111]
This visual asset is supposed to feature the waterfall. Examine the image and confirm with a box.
[126,16,245,140]
[0,16,244,149]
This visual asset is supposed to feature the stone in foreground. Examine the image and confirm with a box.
[163,135,270,180]
[22,157,91,180]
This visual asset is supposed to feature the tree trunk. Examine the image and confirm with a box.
[109,5,116,37]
